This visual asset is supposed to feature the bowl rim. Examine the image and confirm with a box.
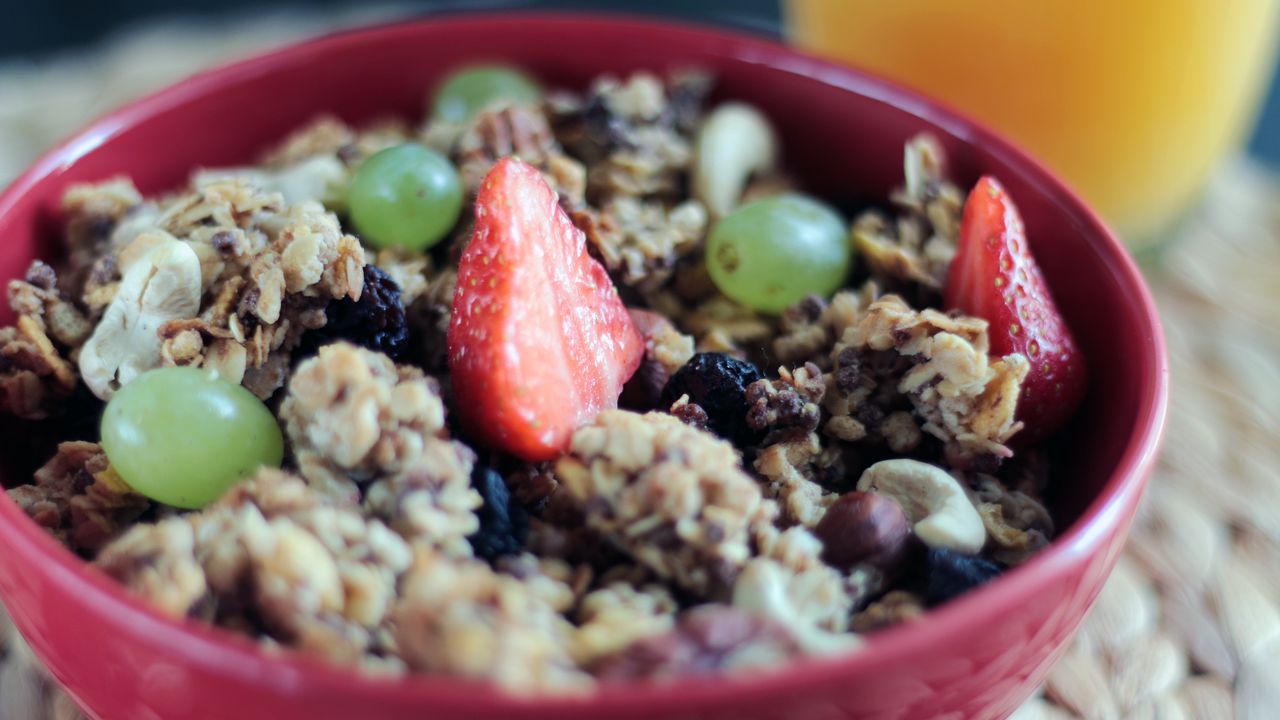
[0,12,1169,713]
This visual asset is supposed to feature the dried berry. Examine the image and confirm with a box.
[924,548,1003,605]
[294,264,408,361]
[659,352,763,445]
[467,465,530,562]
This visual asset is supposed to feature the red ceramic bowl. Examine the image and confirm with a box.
[0,14,1167,720]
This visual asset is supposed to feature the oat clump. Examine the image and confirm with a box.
[280,343,480,556]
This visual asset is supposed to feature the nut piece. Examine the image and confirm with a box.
[79,239,202,399]
[618,308,694,411]
[856,459,985,554]
[731,558,860,655]
[813,491,911,573]
[692,102,779,217]
[194,155,348,208]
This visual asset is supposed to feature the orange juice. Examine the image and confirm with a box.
[788,0,1280,245]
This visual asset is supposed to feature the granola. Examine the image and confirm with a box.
[64,175,367,401]
[389,548,589,692]
[9,441,148,553]
[592,605,803,679]
[851,135,963,290]
[280,343,480,556]
[555,409,777,598]
[825,292,1029,463]
[0,68,1073,693]
[98,469,415,664]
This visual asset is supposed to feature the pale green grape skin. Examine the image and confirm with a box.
[432,65,542,124]
[100,367,284,509]
[348,144,463,251]
[705,194,852,314]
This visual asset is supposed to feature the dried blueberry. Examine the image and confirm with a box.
[467,466,530,562]
[659,352,763,445]
[294,264,408,361]
[924,548,1004,605]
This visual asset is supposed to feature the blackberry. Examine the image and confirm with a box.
[294,264,408,361]
[924,548,1004,605]
[467,465,530,562]
[659,352,763,446]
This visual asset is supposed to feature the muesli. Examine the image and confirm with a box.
[0,66,1085,692]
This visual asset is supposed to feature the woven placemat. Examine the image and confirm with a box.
[2,14,1278,720]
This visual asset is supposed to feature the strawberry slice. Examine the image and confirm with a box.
[944,176,1086,441]
[448,157,643,461]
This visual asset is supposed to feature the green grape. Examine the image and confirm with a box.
[706,194,852,314]
[348,144,463,251]
[432,65,542,124]
[101,367,283,509]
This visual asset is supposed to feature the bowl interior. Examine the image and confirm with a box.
[0,17,1151,530]
[0,14,1165,715]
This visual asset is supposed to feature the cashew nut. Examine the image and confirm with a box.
[117,230,178,275]
[732,559,861,655]
[109,202,161,251]
[692,102,779,217]
[195,155,347,209]
[856,459,986,554]
[79,239,202,399]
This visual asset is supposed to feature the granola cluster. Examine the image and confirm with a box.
[281,343,480,556]
[830,293,1029,461]
[0,268,88,418]
[551,72,713,290]
[851,134,963,291]
[8,441,148,553]
[0,69,1061,695]
[53,174,367,402]
[97,469,416,665]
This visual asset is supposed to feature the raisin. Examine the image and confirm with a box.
[467,465,530,562]
[294,264,407,361]
[659,352,763,445]
[924,548,1004,605]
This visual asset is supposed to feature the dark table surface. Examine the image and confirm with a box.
[4,0,1278,167]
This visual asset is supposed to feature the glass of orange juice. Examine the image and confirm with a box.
[787,0,1280,248]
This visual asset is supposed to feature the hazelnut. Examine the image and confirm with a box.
[620,309,694,411]
[857,459,986,554]
[814,490,911,573]
[619,356,669,410]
